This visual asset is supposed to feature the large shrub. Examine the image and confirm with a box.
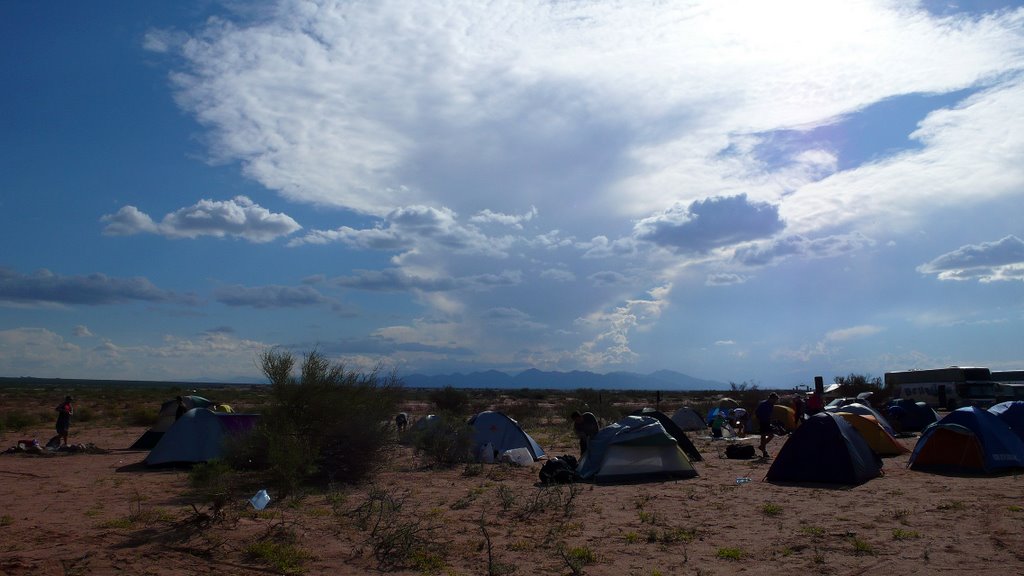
[248,349,403,493]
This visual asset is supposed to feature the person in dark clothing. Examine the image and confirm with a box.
[55,396,74,447]
[571,411,600,456]
[175,396,188,420]
[395,412,408,433]
[755,392,779,458]
[792,394,806,426]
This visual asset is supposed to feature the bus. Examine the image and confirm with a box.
[884,366,996,410]
[992,370,1024,402]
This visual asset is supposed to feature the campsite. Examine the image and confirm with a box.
[2,382,1024,576]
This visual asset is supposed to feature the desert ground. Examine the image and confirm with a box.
[2,388,1024,576]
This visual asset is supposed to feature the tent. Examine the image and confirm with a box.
[576,415,698,484]
[765,412,881,485]
[670,407,706,432]
[886,399,938,432]
[468,411,544,462]
[631,408,702,462]
[825,402,895,435]
[129,395,214,449]
[145,408,259,465]
[772,404,797,431]
[834,412,908,457]
[909,407,1024,473]
[718,397,740,409]
[989,401,1024,443]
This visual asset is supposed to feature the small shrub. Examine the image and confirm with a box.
[1009,505,1022,512]
[409,414,474,467]
[2,410,38,431]
[246,539,309,574]
[124,406,159,427]
[761,503,782,516]
[0,515,12,527]
[937,500,965,511]
[429,386,469,413]
[716,547,743,560]
[801,526,825,537]
[188,460,237,517]
[625,531,639,543]
[851,537,875,555]
[892,528,920,540]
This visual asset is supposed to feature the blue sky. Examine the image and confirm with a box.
[2,0,1023,385]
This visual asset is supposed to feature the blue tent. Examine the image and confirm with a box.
[989,401,1024,443]
[576,415,697,483]
[765,412,881,485]
[909,406,1024,473]
[468,411,544,461]
[885,398,938,433]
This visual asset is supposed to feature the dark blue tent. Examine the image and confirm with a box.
[989,401,1024,443]
[909,406,1024,473]
[765,412,881,485]
[886,398,938,432]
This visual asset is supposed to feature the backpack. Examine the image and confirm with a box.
[539,455,578,484]
[725,444,756,459]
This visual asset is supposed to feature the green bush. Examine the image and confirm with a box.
[1,410,38,432]
[124,406,159,427]
[247,349,403,494]
[408,413,473,467]
[429,386,469,414]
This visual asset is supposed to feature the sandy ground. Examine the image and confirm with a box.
[2,422,1023,576]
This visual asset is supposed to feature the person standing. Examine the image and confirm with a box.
[792,394,806,427]
[571,411,600,456]
[175,396,188,420]
[55,396,74,447]
[755,392,778,458]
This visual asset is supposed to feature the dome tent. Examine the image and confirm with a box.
[631,407,702,462]
[576,415,697,484]
[467,411,544,462]
[909,406,1024,474]
[670,407,707,432]
[129,395,214,450]
[765,412,881,485]
[145,408,259,466]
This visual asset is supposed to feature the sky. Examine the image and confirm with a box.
[2,0,1023,386]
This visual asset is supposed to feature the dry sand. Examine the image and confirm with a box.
[2,422,1023,576]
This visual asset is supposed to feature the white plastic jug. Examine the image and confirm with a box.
[501,447,533,466]
[480,442,496,463]
[250,489,271,510]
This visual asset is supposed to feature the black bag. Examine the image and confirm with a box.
[725,444,756,459]
[539,455,578,484]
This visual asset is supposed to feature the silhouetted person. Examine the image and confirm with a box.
[55,396,74,447]
[571,411,599,456]
[175,396,188,420]
[395,412,408,434]
[756,392,779,458]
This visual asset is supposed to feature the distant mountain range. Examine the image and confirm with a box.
[400,368,729,391]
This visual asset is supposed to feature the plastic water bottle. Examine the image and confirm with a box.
[735,477,751,484]
[250,489,271,510]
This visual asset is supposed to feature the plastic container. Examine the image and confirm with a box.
[250,489,271,510]
[735,477,751,484]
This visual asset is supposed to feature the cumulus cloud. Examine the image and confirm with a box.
[733,232,876,266]
[470,206,538,229]
[826,325,884,341]
[574,284,672,368]
[706,273,748,286]
[634,195,785,254]
[917,235,1024,282]
[0,268,196,307]
[588,271,629,287]
[72,325,94,338]
[540,268,576,282]
[102,196,300,243]
[290,205,515,256]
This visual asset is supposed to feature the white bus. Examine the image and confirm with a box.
[884,366,996,410]
[992,370,1024,402]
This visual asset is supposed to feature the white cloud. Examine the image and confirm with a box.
[102,196,300,243]
[917,235,1024,282]
[72,325,94,338]
[574,284,672,369]
[826,325,884,342]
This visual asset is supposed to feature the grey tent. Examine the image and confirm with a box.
[145,408,259,465]
[631,407,702,462]
[671,406,707,432]
[468,411,545,461]
[576,415,698,483]
[129,395,213,449]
